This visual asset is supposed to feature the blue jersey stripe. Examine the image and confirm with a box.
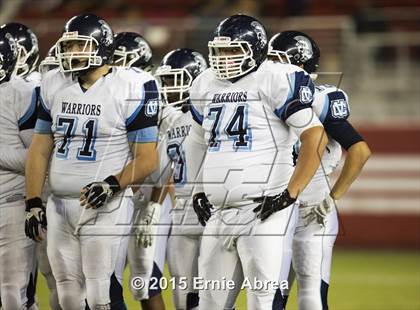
[190,103,203,125]
[127,126,158,143]
[18,88,38,127]
[34,119,52,134]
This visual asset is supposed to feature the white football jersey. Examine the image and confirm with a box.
[0,77,39,203]
[35,67,160,198]
[189,61,318,205]
[158,105,204,229]
[295,84,349,179]
[159,106,195,195]
[24,71,41,84]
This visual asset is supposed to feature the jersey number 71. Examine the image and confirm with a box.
[56,116,98,161]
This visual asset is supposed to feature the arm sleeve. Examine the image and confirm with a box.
[0,146,27,172]
[18,87,39,131]
[320,90,364,150]
[286,108,323,138]
[324,120,364,150]
[272,70,315,122]
[34,86,53,134]
[126,79,159,143]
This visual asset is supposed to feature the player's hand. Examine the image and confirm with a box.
[135,202,161,248]
[80,175,121,209]
[301,194,335,227]
[253,189,296,221]
[25,197,47,242]
[193,192,213,226]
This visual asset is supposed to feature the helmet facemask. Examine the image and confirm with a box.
[15,43,38,77]
[56,32,102,73]
[155,65,193,108]
[112,46,152,71]
[39,56,59,75]
[208,37,256,80]
[267,48,292,65]
[112,47,139,68]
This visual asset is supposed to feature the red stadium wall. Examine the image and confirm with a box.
[335,125,420,249]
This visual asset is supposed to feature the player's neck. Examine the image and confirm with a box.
[79,65,110,89]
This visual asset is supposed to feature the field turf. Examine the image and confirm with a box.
[35,249,420,309]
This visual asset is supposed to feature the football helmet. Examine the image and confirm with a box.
[38,44,59,75]
[0,29,19,83]
[268,31,320,74]
[56,13,114,73]
[0,22,39,78]
[112,32,153,71]
[208,14,267,80]
[155,48,207,108]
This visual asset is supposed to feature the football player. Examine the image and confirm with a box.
[155,48,208,310]
[1,22,62,310]
[186,15,328,309]
[268,31,371,310]
[24,13,159,310]
[0,28,38,310]
[111,29,170,310]
[112,32,153,72]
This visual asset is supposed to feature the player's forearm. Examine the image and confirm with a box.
[151,166,174,204]
[115,146,158,190]
[25,135,53,199]
[330,141,371,200]
[0,147,27,173]
[287,126,328,198]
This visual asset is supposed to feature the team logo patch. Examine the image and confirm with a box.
[330,99,349,118]
[299,86,313,104]
[145,99,158,117]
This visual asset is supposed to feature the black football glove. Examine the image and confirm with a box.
[80,175,121,209]
[253,189,296,221]
[193,192,213,226]
[25,197,47,241]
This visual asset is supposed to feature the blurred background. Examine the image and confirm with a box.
[1,0,418,309]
